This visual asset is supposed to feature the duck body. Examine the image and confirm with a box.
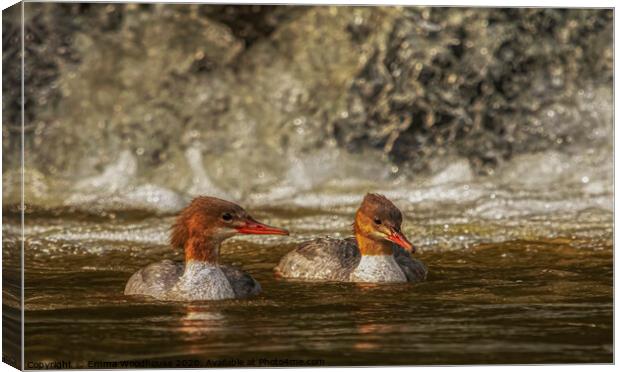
[275,237,427,283]
[124,196,287,301]
[125,260,261,301]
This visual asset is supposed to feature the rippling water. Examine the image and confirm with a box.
[3,152,613,365]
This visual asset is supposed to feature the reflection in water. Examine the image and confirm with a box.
[350,284,416,352]
[353,323,400,352]
[177,305,228,356]
[179,306,227,335]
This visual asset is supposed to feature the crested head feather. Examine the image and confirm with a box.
[362,193,393,206]
[358,193,403,223]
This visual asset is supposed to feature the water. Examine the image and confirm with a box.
[4,152,612,365]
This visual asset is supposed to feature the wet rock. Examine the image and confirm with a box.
[334,8,612,174]
[1,5,612,208]
[23,4,243,184]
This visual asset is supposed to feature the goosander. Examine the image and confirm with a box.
[275,193,427,283]
[125,196,289,301]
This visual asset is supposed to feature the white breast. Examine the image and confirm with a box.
[350,255,407,283]
[170,261,236,300]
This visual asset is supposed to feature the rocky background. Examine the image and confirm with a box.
[2,4,613,209]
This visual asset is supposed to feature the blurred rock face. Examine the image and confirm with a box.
[336,8,612,174]
[2,4,612,209]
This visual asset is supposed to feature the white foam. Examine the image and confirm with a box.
[75,149,137,192]
[185,144,231,199]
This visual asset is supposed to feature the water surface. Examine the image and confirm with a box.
[4,183,612,366]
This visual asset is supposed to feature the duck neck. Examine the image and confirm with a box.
[354,231,393,256]
[184,235,221,265]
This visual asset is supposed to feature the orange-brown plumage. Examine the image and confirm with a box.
[170,196,244,251]
[169,196,288,263]
[353,193,413,256]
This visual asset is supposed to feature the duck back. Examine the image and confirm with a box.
[275,237,361,281]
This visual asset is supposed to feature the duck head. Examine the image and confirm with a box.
[353,193,414,254]
[171,196,288,263]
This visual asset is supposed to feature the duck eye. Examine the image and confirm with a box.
[221,213,233,222]
[373,218,382,225]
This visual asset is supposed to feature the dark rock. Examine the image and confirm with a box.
[1,5,612,205]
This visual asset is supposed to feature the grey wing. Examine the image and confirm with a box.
[124,260,184,299]
[220,266,262,299]
[393,246,428,283]
[274,237,361,281]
